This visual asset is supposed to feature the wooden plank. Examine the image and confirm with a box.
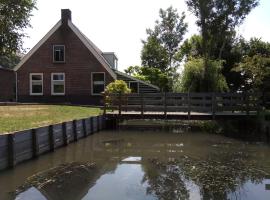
[8,134,15,168]
[90,117,94,134]
[73,120,78,141]
[82,119,87,137]
[48,125,55,152]
[32,129,39,158]
[62,122,68,146]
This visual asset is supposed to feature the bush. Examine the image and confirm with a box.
[105,80,131,94]
[180,58,229,92]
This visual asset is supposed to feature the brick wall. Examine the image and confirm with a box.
[0,68,15,102]
[17,23,114,105]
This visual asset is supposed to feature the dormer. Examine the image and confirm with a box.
[102,52,118,70]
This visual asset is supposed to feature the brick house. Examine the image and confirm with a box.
[14,9,159,105]
[0,67,15,102]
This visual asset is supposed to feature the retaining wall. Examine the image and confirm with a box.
[0,115,105,170]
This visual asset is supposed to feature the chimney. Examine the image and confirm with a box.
[61,9,71,24]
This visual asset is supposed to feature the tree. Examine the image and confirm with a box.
[0,0,36,67]
[180,58,228,92]
[140,6,188,91]
[185,0,259,60]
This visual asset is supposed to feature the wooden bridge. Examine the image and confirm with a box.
[103,92,262,120]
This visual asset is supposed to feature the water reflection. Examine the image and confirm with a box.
[1,131,270,200]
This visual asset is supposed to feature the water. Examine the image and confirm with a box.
[0,130,270,200]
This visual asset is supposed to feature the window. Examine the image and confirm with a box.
[129,81,139,93]
[51,73,65,95]
[92,72,105,95]
[53,45,65,62]
[30,73,43,95]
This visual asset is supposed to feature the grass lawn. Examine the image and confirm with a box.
[0,105,101,134]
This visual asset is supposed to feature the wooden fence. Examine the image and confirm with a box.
[104,92,261,118]
[0,115,105,170]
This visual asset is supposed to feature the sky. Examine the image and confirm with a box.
[23,0,270,72]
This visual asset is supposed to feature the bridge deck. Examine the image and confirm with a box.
[106,111,258,120]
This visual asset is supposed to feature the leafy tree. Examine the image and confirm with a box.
[140,6,188,91]
[233,55,270,92]
[0,0,36,67]
[185,0,259,60]
[180,58,228,92]
[142,6,188,70]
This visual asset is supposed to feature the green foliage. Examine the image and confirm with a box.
[0,0,36,56]
[142,6,188,70]
[180,58,229,92]
[233,55,270,92]
[105,80,131,94]
[0,53,21,69]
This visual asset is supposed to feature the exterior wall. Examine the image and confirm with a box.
[0,68,15,101]
[102,53,117,70]
[116,72,159,93]
[17,24,114,105]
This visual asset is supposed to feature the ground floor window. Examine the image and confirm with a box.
[92,72,105,95]
[51,73,65,95]
[129,81,139,93]
[30,73,43,95]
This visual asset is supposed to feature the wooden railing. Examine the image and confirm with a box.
[103,92,262,118]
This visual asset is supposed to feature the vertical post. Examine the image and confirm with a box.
[8,134,15,168]
[73,120,78,141]
[97,116,100,132]
[118,92,122,116]
[103,93,107,115]
[49,125,55,152]
[212,92,216,120]
[164,92,167,119]
[90,117,94,134]
[32,129,39,158]
[82,119,87,137]
[141,93,144,117]
[62,122,68,146]
[188,92,191,120]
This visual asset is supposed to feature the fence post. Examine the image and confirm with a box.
[49,125,55,152]
[73,120,78,141]
[103,93,107,115]
[90,117,94,134]
[32,129,39,158]
[188,92,191,120]
[164,92,167,119]
[118,92,122,116]
[212,93,216,120]
[8,134,15,168]
[82,119,87,137]
[141,93,144,117]
[62,122,68,146]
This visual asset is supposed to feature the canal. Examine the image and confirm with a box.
[0,130,270,200]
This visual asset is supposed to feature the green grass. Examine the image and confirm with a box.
[0,105,101,134]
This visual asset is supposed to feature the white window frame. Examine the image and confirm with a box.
[91,72,105,95]
[51,73,65,95]
[30,73,43,96]
[53,45,65,63]
[129,81,139,93]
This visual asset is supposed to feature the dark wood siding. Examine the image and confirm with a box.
[0,68,15,101]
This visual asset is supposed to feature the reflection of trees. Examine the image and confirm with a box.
[142,159,190,200]
[142,151,267,200]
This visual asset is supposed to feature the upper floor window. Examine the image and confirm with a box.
[92,72,105,95]
[129,81,139,93]
[30,73,43,95]
[51,73,65,95]
[53,45,65,62]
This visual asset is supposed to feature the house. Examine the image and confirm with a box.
[0,66,15,102]
[14,9,159,105]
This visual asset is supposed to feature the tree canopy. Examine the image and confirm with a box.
[0,0,36,68]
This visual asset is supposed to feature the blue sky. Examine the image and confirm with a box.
[23,0,270,71]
